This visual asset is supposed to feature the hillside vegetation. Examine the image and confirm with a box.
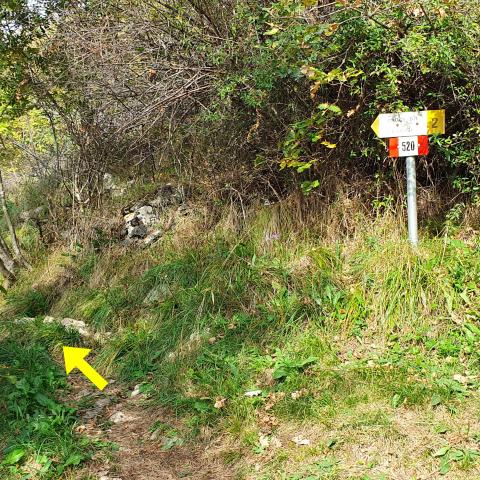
[1,1,480,479]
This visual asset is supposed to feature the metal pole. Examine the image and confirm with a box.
[406,156,418,247]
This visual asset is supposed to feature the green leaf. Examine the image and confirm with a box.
[265,27,280,36]
[433,446,450,458]
[391,393,402,408]
[439,458,451,475]
[64,453,84,467]
[161,436,184,451]
[272,367,288,380]
[2,448,26,465]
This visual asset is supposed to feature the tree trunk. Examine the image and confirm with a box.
[0,232,17,270]
[0,169,31,269]
[0,254,15,289]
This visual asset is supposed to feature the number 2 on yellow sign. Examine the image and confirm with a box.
[427,110,446,135]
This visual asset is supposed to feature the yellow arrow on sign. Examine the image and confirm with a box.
[63,347,108,391]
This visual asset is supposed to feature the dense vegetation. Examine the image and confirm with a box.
[1,1,480,479]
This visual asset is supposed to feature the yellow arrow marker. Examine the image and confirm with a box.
[63,347,108,391]
[371,115,380,137]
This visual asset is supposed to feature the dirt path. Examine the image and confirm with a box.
[68,375,233,480]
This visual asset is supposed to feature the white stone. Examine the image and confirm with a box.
[244,390,262,398]
[124,213,136,223]
[292,436,311,446]
[109,411,136,424]
[144,229,163,247]
[60,318,91,337]
[131,385,142,397]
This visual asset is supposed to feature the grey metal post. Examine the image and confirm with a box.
[406,156,418,246]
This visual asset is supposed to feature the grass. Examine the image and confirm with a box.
[0,319,100,479]
[2,203,480,478]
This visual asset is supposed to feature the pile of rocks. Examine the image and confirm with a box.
[124,205,157,240]
[121,184,186,246]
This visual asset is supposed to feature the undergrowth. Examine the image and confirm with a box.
[2,207,480,478]
[0,318,102,479]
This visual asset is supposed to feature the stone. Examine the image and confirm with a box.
[292,436,311,446]
[60,318,91,337]
[137,205,155,226]
[131,384,142,397]
[244,390,262,398]
[13,317,35,325]
[128,224,148,239]
[123,212,136,223]
[109,411,137,424]
[143,283,169,305]
[144,229,163,247]
[82,397,112,421]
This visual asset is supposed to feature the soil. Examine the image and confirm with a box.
[67,374,234,480]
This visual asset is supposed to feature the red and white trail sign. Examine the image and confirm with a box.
[388,136,429,158]
[372,109,446,247]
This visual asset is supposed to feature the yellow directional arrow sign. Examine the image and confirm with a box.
[371,110,445,138]
[63,347,108,391]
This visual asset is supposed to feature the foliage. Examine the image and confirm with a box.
[0,319,94,479]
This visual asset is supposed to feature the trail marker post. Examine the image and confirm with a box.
[371,110,446,247]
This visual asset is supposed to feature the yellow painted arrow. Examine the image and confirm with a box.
[63,347,108,391]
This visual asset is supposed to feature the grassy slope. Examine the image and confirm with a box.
[2,196,480,479]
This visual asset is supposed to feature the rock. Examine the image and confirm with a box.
[123,212,136,223]
[143,283,169,305]
[244,390,263,398]
[60,318,91,337]
[259,435,270,448]
[137,205,155,226]
[120,184,187,245]
[292,436,311,446]
[131,384,142,397]
[41,316,91,338]
[109,411,137,424]
[13,317,35,325]
[82,397,112,421]
[144,229,163,247]
[128,224,148,239]
[453,374,468,385]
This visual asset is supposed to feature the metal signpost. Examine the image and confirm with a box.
[371,110,446,247]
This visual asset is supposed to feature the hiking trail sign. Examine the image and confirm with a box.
[371,109,446,247]
[371,110,445,138]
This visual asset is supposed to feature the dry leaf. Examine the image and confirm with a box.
[453,374,468,385]
[214,397,227,409]
[259,435,270,448]
[291,389,308,400]
[264,392,285,411]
